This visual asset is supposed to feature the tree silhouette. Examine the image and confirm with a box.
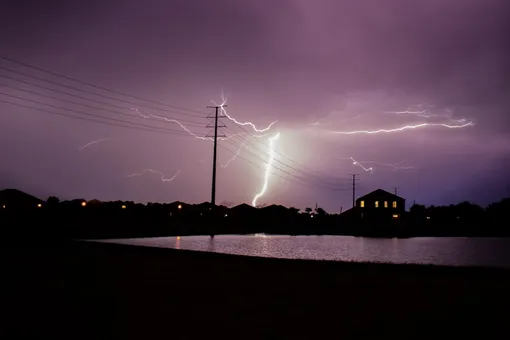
[47,196,60,206]
[289,207,300,215]
[315,207,327,216]
[305,207,313,214]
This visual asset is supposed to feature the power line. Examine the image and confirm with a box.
[0,54,207,116]
[217,142,351,192]
[0,98,200,138]
[224,121,347,183]
[0,81,206,128]
[221,136,351,191]
[223,125,348,185]
[0,91,211,137]
[0,65,206,120]
[0,73,206,126]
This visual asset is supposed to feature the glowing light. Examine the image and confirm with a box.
[127,169,180,182]
[392,214,399,218]
[178,204,182,209]
[330,121,474,135]
[252,132,280,207]
[78,138,113,151]
[37,203,42,208]
[213,94,277,133]
[121,205,127,209]
[2,204,5,209]
[81,201,87,207]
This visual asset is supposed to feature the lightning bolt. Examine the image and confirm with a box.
[384,106,465,123]
[252,132,280,207]
[212,93,277,133]
[360,160,414,171]
[127,169,180,182]
[131,107,244,141]
[330,121,474,135]
[349,157,373,172]
[78,138,113,151]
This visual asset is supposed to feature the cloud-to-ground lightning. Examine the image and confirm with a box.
[252,132,280,207]
[127,169,180,182]
[330,121,474,135]
[78,138,114,151]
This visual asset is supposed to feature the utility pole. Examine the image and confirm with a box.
[206,105,226,208]
[349,174,360,208]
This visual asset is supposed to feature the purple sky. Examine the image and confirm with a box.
[1,0,509,212]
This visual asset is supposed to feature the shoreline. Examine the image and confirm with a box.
[2,240,510,339]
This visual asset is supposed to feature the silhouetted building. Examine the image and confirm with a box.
[340,189,406,223]
[356,189,405,221]
[0,189,43,209]
[230,203,257,218]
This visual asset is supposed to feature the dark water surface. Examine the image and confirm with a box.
[98,235,510,268]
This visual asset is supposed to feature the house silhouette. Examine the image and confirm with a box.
[341,189,406,222]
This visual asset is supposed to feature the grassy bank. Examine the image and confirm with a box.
[1,241,510,339]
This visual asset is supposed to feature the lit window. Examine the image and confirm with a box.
[121,205,127,209]
[37,203,42,208]
[384,201,388,208]
[375,201,379,208]
[392,201,397,208]
[392,214,399,218]
[360,201,365,208]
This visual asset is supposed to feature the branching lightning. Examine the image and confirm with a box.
[341,157,414,172]
[131,107,245,141]
[213,94,277,133]
[78,138,113,151]
[127,169,180,182]
[384,106,466,124]
[360,160,414,171]
[252,132,280,207]
[349,157,373,172]
[330,121,474,135]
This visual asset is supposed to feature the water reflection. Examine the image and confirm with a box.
[100,235,510,268]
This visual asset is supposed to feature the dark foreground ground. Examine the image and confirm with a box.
[1,241,510,339]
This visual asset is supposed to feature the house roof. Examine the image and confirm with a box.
[0,189,43,206]
[261,204,288,211]
[231,203,256,210]
[356,189,404,201]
